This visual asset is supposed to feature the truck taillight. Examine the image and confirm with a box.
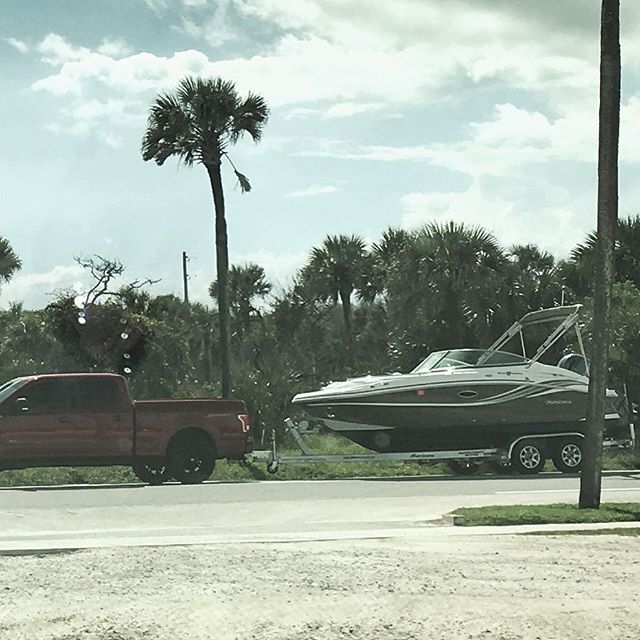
[238,414,250,433]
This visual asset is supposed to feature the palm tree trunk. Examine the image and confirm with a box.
[206,161,232,398]
[339,289,355,368]
[579,0,620,509]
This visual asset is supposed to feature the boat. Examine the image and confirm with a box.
[291,305,630,455]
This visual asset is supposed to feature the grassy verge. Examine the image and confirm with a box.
[0,434,450,487]
[0,433,637,487]
[453,502,640,527]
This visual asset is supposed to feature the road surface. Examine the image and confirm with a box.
[1,470,639,552]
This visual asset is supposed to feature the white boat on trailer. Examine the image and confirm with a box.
[281,305,636,475]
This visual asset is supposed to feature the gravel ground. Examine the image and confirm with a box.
[0,532,639,640]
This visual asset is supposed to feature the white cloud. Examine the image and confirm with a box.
[324,102,385,119]
[4,37,28,53]
[400,181,583,257]
[229,249,307,290]
[1,265,85,307]
[284,107,320,120]
[37,33,90,66]
[284,184,339,198]
[173,0,239,47]
[97,37,133,58]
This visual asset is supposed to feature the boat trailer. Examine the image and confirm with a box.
[248,418,505,474]
[247,418,637,475]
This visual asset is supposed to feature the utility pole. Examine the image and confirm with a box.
[182,251,189,304]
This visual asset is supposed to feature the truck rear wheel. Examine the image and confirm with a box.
[167,434,216,484]
[132,460,171,485]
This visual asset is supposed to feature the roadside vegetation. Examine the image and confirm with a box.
[2,213,640,487]
[0,435,637,487]
[453,502,640,526]
[3,217,640,449]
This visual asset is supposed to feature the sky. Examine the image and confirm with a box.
[2,0,640,308]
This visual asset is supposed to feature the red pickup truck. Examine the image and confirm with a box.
[0,373,252,485]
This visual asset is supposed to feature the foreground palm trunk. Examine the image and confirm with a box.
[579,0,620,509]
[207,161,232,398]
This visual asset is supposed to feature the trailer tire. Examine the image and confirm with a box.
[552,438,583,474]
[167,433,216,484]
[511,440,546,475]
[132,459,171,485]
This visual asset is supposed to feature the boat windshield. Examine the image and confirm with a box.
[412,349,531,373]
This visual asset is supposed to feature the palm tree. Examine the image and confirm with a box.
[303,234,370,367]
[580,0,620,510]
[381,222,509,371]
[209,263,272,334]
[365,227,412,299]
[0,237,22,295]
[141,76,269,397]
[570,215,640,294]
[507,244,559,313]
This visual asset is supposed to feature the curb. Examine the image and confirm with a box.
[441,513,467,526]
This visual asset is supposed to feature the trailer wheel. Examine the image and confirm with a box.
[552,439,583,474]
[167,434,216,484]
[447,460,480,475]
[511,440,546,475]
[132,460,171,485]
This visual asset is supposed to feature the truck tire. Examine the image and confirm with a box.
[552,438,583,474]
[510,440,546,475]
[132,460,171,485]
[167,434,216,484]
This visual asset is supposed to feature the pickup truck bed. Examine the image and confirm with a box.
[0,373,252,484]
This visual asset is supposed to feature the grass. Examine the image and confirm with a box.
[0,433,450,487]
[0,432,637,487]
[453,502,640,527]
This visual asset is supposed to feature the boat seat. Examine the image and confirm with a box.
[557,353,589,377]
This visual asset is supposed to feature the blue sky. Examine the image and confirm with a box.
[2,0,640,308]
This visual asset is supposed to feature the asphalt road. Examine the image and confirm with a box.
[1,471,639,552]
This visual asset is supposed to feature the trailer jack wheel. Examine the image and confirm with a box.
[267,460,279,474]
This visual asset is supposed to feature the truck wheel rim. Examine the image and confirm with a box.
[561,444,582,467]
[185,455,203,473]
[519,445,541,469]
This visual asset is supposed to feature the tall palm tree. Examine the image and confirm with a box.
[303,234,370,367]
[0,237,22,291]
[141,76,269,397]
[580,0,621,509]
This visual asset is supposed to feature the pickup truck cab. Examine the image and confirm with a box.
[0,373,252,484]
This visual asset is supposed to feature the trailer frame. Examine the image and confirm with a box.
[248,418,506,474]
[246,418,637,475]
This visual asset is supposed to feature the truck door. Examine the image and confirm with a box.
[0,378,84,463]
[63,377,133,461]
